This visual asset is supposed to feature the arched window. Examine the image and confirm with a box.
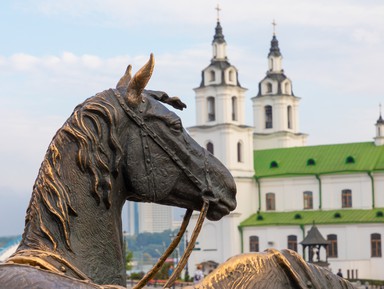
[266,193,276,211]
[249,236,259,252]
[307,159,316,166]
[269,59,274,71]
[284,82,290,94]
[270,161,278,168]
[237,141,243,163]
[231,96,237,121]
[229,70,234,82]
[287,235,297,252]
[266,83,273,93]
[371,233,382,257]
[346,156,355,164]
[327,234,338,258]
[207,97,215,121]
[342,189,352,208]
[265,105,273,128]
[303,191,313,209]
[287,105,292,129]
[206,142,214,155]
[209,70,216,82]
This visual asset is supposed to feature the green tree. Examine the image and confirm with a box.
[126,250,133,271]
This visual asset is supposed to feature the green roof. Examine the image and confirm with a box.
[254,142,384,178]
[239,208,384,228]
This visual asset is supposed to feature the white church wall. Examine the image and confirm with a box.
[243,225,303,253]
[374,173,384,208]
[259,176,319,211]
[322,223,384,280]
[321,174,372,210]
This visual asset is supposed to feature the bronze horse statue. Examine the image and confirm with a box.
[0,55,354,289]
[0,55,237,289]
[185,249,355,289]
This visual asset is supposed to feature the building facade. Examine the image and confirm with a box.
[126,202,173,235]
[186,19,384,281]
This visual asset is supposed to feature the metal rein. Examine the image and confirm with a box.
[114,90,212,289]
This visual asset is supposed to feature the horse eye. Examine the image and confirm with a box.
[170,120,183,133]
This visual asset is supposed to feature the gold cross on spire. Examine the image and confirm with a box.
[272,19,277,35]
[215,4,221,22]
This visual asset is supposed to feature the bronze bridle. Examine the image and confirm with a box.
[114,89,212,289]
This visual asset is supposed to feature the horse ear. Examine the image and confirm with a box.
[126,54,155,105]
[116,64,132,90]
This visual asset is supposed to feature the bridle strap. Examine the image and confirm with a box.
[113,89,211,195]
[163,199,209,289]
[132,208,193,289]
[114,89,212,288]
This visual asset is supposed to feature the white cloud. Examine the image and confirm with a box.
[10,53,39,71]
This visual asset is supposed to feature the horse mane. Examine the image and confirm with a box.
[22,90,123,251]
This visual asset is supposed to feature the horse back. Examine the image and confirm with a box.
[0,263,100,289]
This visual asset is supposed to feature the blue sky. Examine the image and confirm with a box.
[1,0,384,236]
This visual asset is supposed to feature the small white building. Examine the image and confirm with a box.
[187,18,384,281]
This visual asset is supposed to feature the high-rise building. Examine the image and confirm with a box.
[125,202,172,234]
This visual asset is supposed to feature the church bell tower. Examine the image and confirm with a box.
[252,22,308,150]
[188,9,254,178]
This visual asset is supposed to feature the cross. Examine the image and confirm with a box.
[215,4,221,22]
[272,19,277,35]
[380,103,382,116]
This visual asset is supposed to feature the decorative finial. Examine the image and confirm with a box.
[215,4,221,22]
[272,19,277,36]
[380,103,382,116]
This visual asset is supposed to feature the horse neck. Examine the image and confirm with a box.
[18,140,127,285]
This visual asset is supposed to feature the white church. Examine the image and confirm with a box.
[186,18,384,281]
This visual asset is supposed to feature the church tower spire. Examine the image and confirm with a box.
[212,5,227,61]
[252,22,308,150]
[374,104,384,146]
[268,21,283,73]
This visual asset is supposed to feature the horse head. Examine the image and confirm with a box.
[5,54,236,288]
[115,54,237,221]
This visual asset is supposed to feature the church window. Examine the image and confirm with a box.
[209,70,216,82]
[307,159,316,166]
[303,191,313,209]
[327,234,338,258]
[346,156,355,164]
[287,105,292,129]
[284,82,290,94]
[266,193,276,211]
[270,161,278,168]
[287,235,298,252]
[249,236,259,252]
[207,97,215,121]
[232,96,238,121]
[206,142,214,155]
[342,189,352,208]
[237,141,243,163]
[265,105,273,128]
[229,70,234,82]
[371,233,382,257]
[266,83,273,93]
